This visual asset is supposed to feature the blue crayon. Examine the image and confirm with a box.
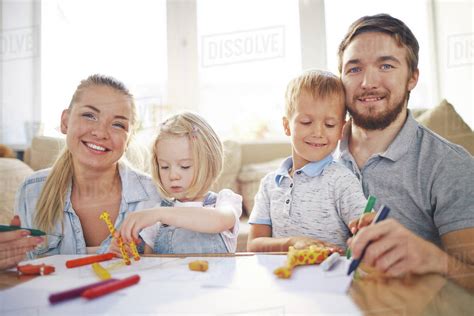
[347,205,391,275]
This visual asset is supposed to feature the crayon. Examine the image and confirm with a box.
[0,224,46,236]
[65,253,115,268]
[347,205,391,275]
[321,252,341,271]
[346,196,377,259]
[49,279,117,304]
[17,263,55,276]
[81,275,140,299]
[92,262,112,280]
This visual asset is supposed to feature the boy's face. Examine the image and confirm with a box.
[283,91,345,170]
[156,135,195,201]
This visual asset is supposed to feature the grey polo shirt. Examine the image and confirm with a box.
[338,111,474,247]
[249,155,367,249]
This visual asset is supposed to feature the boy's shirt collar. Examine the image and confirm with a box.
[274,154,334,186]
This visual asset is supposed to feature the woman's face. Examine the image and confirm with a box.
[61,85,133,172]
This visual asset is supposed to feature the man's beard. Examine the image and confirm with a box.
[347,90,408,130]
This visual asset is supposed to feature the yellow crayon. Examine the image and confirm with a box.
[92,262,111,280]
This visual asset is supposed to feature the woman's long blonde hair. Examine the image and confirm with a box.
[151,112,223,201]
[34,74,137,233]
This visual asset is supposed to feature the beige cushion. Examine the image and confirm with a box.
[211,140,242,194]
[416,99,474,155]
[0,158,34,224]
[237,158,284,216]
[417,99,472,136]
[28,136,65,171]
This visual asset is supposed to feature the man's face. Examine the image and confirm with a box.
[341,32,418,130]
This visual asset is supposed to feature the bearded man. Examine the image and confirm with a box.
[338,14,474,290]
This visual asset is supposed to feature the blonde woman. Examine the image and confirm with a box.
[116,112,242,254]
[15,74,161,258]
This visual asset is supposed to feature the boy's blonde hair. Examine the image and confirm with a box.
[152,111,223,200]
[34,74,136,233]
[284,70,345,118]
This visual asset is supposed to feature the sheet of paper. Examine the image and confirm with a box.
[202,254,353,294]
[0,255,360,315]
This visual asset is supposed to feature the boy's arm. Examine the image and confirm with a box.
[247,224,288,252]
[247,224,343,252]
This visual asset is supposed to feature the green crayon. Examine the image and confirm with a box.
[346,196,377,259]
[0,225,46,236]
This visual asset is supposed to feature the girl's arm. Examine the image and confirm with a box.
[120,205,236,243]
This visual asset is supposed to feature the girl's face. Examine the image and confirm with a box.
[156,135,195,201]
[61,85,132,173]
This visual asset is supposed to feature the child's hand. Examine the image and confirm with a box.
[107,235,124,258]
[348,212,377,235]
[120,210,160,243]
[291,237,343,254]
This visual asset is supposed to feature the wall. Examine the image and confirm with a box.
[434,0,473,129]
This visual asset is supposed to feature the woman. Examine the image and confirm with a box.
[15,74,161,258]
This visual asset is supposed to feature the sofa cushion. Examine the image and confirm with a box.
[238,158,284,216]
[0,158,34,224]
[27,136,65,171]
[211,140,241,194]
[416,99,474,155]
[417,99,472,136]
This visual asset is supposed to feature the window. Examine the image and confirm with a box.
[41,0,168,137]
[196,0,301,141]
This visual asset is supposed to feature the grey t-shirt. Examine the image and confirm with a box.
[249,156,367,249]
[339,111,474,247]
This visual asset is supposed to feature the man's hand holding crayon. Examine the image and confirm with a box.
[346,196,377,259]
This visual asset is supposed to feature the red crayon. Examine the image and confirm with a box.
[65,253,115,268]
[49,279,117,304]
[82,275,140,299]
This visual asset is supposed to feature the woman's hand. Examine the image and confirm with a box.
[0,216,44,270]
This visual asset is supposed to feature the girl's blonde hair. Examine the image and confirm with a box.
[151,112,223,201]
[34,74,136,233]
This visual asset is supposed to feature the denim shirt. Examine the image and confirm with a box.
[15,161,161,259]
[153,192,229,254]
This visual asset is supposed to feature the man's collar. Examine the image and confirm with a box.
[339,110,418,162]
[274,154,334,185]
[380,111,418,161]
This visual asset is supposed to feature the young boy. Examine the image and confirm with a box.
[247,70,368,252]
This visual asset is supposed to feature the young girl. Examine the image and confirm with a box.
[117,112,242,254]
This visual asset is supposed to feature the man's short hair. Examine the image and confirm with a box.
[337,13,419,76]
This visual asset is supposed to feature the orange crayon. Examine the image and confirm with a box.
[66,253,115,268]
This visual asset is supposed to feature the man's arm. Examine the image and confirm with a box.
[440,227,474,290]
[348,220,474,290]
